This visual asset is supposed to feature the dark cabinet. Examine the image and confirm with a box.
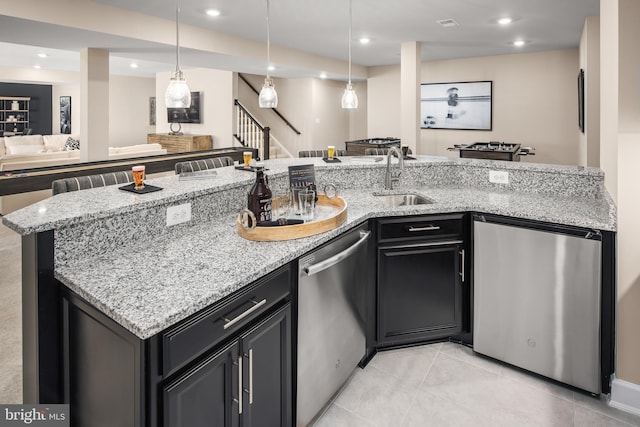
[162,304,291,427]
[163,341,240,427]
[376,214,466,346]
[239,305,292,427]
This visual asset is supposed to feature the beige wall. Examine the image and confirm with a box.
[368,50,582,165]
[601,0,640,388]
[109,75,155,147]
[579,16,601,168]
[600,0,619,202]
[155,68,234,148]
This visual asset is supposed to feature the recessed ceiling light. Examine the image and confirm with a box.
[130,63,139,68]
[498,18,512,25]
[206,9,221,17]
[359,37,370,45]
[319,72,327,79]
[33,65,41,69]
[513,40,525,47]
[37,53,48,58]
[267,65,275,71]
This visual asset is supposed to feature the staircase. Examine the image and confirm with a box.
[234,99,294,160]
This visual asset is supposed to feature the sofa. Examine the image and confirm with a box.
[0,135,168,172]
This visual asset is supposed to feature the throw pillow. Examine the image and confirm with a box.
[64,137,80,151]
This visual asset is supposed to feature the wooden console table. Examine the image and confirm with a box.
[147,133,213,154]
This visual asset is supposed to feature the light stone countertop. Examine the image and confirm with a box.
[2,156,617,339]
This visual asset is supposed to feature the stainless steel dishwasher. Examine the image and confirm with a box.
[297,223,370,426]
[473,214,602,394]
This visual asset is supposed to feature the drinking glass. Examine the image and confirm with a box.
[290,186,305,215]
[299,190,316,222]
[327,145,336,160]
[243,151,252,168]
[132,165,145,190]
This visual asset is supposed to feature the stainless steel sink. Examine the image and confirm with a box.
[374,193,433,207]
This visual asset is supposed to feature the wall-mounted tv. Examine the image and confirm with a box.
[167,92,201,123]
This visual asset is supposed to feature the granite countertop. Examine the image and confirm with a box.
[2,156,617,339]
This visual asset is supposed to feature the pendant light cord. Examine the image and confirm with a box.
[175,1,181,73]
[266,0,271,78]
[348,0,352,85]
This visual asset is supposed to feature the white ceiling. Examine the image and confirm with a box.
[0,0,599,80]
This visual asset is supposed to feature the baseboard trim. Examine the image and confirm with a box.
[609,378,640,416]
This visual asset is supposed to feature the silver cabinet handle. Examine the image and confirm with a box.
[223,299,267,329]
[459,249,465,282]
[408,225,440,232]
[304,230,371,276]
[249,349,254,404]
[238,356,243,415]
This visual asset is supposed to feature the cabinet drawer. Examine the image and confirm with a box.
[161,263,291,377]
[378,213,464,242]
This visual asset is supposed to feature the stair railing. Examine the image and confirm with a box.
[234,100,294,159]
[234,99,270,160]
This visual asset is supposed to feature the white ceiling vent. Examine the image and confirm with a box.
[437,19,459,27]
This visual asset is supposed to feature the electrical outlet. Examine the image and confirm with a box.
[166,203,191,226]
[489,170,509,184]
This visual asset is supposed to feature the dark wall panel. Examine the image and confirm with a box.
[0,82,53,135]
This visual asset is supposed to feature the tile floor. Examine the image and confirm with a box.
[314,343,640,426]
[1,222,639,426]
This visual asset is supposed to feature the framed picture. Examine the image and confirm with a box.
[149,97,156,126]
[578,69,585,133]
[60,96,71,134]
[420,81,492,130]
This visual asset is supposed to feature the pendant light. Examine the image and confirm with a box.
[165,1,191,109]
[259,0,278,108]
[341,0,358,109]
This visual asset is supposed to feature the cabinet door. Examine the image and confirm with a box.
[163,341,240,427]
[378,243,463,346]
[240,304,292,427]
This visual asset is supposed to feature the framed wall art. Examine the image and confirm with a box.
[578,69,585,133]
[149,96,156,126]
[420,81,492,130]
[60,96,71,134]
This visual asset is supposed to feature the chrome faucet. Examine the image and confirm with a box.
[385,146,404,190]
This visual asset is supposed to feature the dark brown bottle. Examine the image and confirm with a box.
[247,165,272,224]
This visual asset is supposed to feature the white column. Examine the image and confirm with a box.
[80,48,109,162]
[400,41,421,154]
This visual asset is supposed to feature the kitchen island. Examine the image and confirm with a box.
[3,155,616,426]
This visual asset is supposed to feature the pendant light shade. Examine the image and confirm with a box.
[165,2,191,109]
[342,0,358,109]
[341,82,358,109]
[259,0,278,108]
[259,77,278,108]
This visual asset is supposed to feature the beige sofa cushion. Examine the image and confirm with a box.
[2,135,45,156]
[5,144,45,155]
[0,151,80,172]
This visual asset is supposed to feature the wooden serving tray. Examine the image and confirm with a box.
[237,195,347,241]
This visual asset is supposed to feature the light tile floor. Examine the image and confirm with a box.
[314,342,640,427]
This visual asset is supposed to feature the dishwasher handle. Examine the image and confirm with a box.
[303,230,371,276]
